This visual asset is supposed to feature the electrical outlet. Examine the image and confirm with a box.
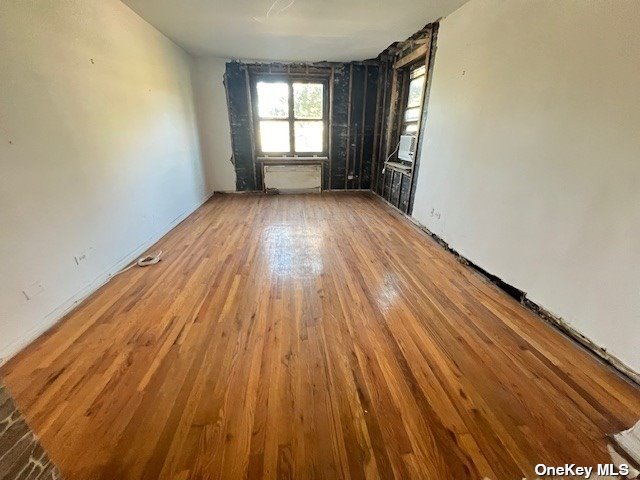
[22,281,44,301]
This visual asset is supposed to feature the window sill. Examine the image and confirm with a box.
[384,161,413,175]
[256,156,329,163]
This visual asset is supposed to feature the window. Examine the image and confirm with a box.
[401,65,426,135]
[253,78,327,156]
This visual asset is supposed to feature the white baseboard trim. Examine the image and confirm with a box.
[0,192,214,367]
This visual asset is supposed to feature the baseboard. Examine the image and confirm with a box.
[372,193,640,387]
[212,190,259,194]
[0,191,215,367]
[324,189,372,193]
[212,189,373,194]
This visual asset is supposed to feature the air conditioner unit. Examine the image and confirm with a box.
[398,134,417,162]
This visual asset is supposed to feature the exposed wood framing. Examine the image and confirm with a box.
[371,61,385,194]
[345,63,353,189]
[408,26,438,213]
[373,23,436,213]
[244,67,259,190]
[407,27,435,215]
[394,43,429,70]
[328,67,335,190]
[222,72,235,167]
[226,60,378,192]
[224,24,437,195]
[358,65,368,188]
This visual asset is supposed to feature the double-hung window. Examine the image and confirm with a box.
[253,78,327,156]
[402,65,426,135]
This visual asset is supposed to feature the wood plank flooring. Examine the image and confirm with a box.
[1,192,639,479]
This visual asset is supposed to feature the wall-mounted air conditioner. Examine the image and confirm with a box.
[398,134,417,162]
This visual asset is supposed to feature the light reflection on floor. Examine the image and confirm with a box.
[262,224,324,279]
[375,272,400,313]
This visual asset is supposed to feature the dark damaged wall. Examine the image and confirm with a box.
[225,63,257,191]
[373,24,437,216]
[225,62,379,191]
[223,23,436,197]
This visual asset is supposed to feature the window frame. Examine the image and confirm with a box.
[400,64,427,137]
[250,75,330,158]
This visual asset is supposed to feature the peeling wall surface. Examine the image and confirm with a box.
[0,0,206,362]
[412,0,640,372]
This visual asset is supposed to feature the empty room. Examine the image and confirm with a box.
[1,0,640,479]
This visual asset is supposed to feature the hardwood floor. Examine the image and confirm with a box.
[2,192,639,479]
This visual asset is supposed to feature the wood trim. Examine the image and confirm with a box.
[249,74,330,159]
[345,63,353,189]
[287,81,295,155]
[376,62,390,194]
[394,43,429,70]
[358,65,368,189]
[371,64,384,195]
[406,33,432,214]
[408,26,437,215]
[383,69,400,163]
[328,66,334,190]
[244,67,258,190]
[222,71,236,166]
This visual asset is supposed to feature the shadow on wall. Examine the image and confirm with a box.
[192,57,237,193]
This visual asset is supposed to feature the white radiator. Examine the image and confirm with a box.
[263,164,322,193]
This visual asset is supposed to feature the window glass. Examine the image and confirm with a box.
[254,78,326,154]
[404,107,421,122]
[396,63,426,161]
[407,76,425,108]
[404,123,418,134]
[294,121,323,152]
[257,82,289,119]
[411,65,426,78]
[260,120,290,152]
[293,83,323,119]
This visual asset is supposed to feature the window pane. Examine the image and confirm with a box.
[257,82,289,119]
[404,107,421,122]
[411,65,426,79]
[404,122,418,134]
[293,83,323,119]
[294,121,323,152]
[260,120,290,152]
[407,76,425,108]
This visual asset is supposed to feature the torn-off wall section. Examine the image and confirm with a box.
[374,24,437,215]
[225,61,380,192]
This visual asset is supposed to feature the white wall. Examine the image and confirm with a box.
[0,0,209,362]
[413,0,640,372]
[191,57,236,192]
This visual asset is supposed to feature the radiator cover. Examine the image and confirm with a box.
[263,164,322,193]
